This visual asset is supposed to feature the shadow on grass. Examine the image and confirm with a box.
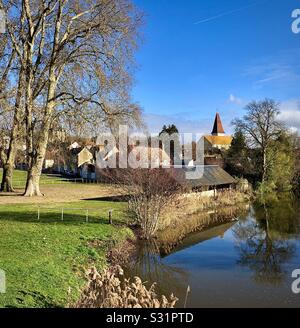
[82,195,130,202]
[0,190,24,197]
[0,210,127,225]
[5,290,62,308]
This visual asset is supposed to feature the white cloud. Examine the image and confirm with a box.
[229,94,244,105]
[278,99,300,133]
[244,49,300,88]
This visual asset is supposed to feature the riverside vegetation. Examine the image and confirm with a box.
[74,265,178,308]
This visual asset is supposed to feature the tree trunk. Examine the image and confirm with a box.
[24,6,61,197]
[0,147,7,169]
[24,73,57,196]
[24,129,49,197]
[24,163,44,197]
[262,147,267,183]
[1,61,25,192]
[0,140,18,192]
[1,163,14,192]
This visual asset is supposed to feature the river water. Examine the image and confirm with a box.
[127,196,300,308]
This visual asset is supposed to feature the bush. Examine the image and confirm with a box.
[101,168,184,239]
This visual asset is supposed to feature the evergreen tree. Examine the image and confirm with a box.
[159,124,180,164]
[224,130,254,180]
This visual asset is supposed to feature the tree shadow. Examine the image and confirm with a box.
[0,210,119,225]
[5,290,62,308]
[82,195,130,202]
[0,190,24,197]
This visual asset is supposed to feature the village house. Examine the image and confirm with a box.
[39,113,236,193]
[79,143,171,182]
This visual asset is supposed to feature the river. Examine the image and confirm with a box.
[126,196,300,308]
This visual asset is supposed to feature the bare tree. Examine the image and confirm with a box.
[0,5,25,191]
[1,0,143,195]
[232,99,284,183]
[102,168,184,239]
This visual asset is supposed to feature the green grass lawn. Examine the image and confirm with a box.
[0,168,78,188]
[0,180,132,308]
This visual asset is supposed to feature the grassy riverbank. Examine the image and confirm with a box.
[0,171,251,307]
[0,177,132,308]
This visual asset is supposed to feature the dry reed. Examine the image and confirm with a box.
[73,265,178,308]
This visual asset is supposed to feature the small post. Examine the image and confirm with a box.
[86,210,89,223]
[108,209,113,224]
[184,285,191,308]
[37,208,40,221]
[61,208,64,221]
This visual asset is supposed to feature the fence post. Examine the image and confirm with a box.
[37,208,40,221]
[61,208,64,221]
[108,209,113,224]
[86,210,89,223]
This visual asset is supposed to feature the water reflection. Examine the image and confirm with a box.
[233,196,299,286]
[127,239,189,298]
[233,219,296,285]
[126,196,300,307]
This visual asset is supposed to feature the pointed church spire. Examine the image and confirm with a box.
[211,113,225,136]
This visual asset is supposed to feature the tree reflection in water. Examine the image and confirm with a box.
[125,239,189,301]
[233,195,299,285]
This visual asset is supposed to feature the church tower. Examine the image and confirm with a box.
[201,112,232,152]
[211,113,225,136]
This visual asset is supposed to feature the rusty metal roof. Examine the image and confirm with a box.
[181,165,236,187]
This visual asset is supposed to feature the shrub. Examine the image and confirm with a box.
[102,168,184,239]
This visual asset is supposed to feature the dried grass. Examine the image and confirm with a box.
[160,190,251,230]
[73,265,178,308]
[156,190,251,254]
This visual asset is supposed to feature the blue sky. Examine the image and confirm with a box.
[132,0,300,134]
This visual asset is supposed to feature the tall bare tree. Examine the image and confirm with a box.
[0,4,25,191]
[232,99,284,183]
[1,0,143,196]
